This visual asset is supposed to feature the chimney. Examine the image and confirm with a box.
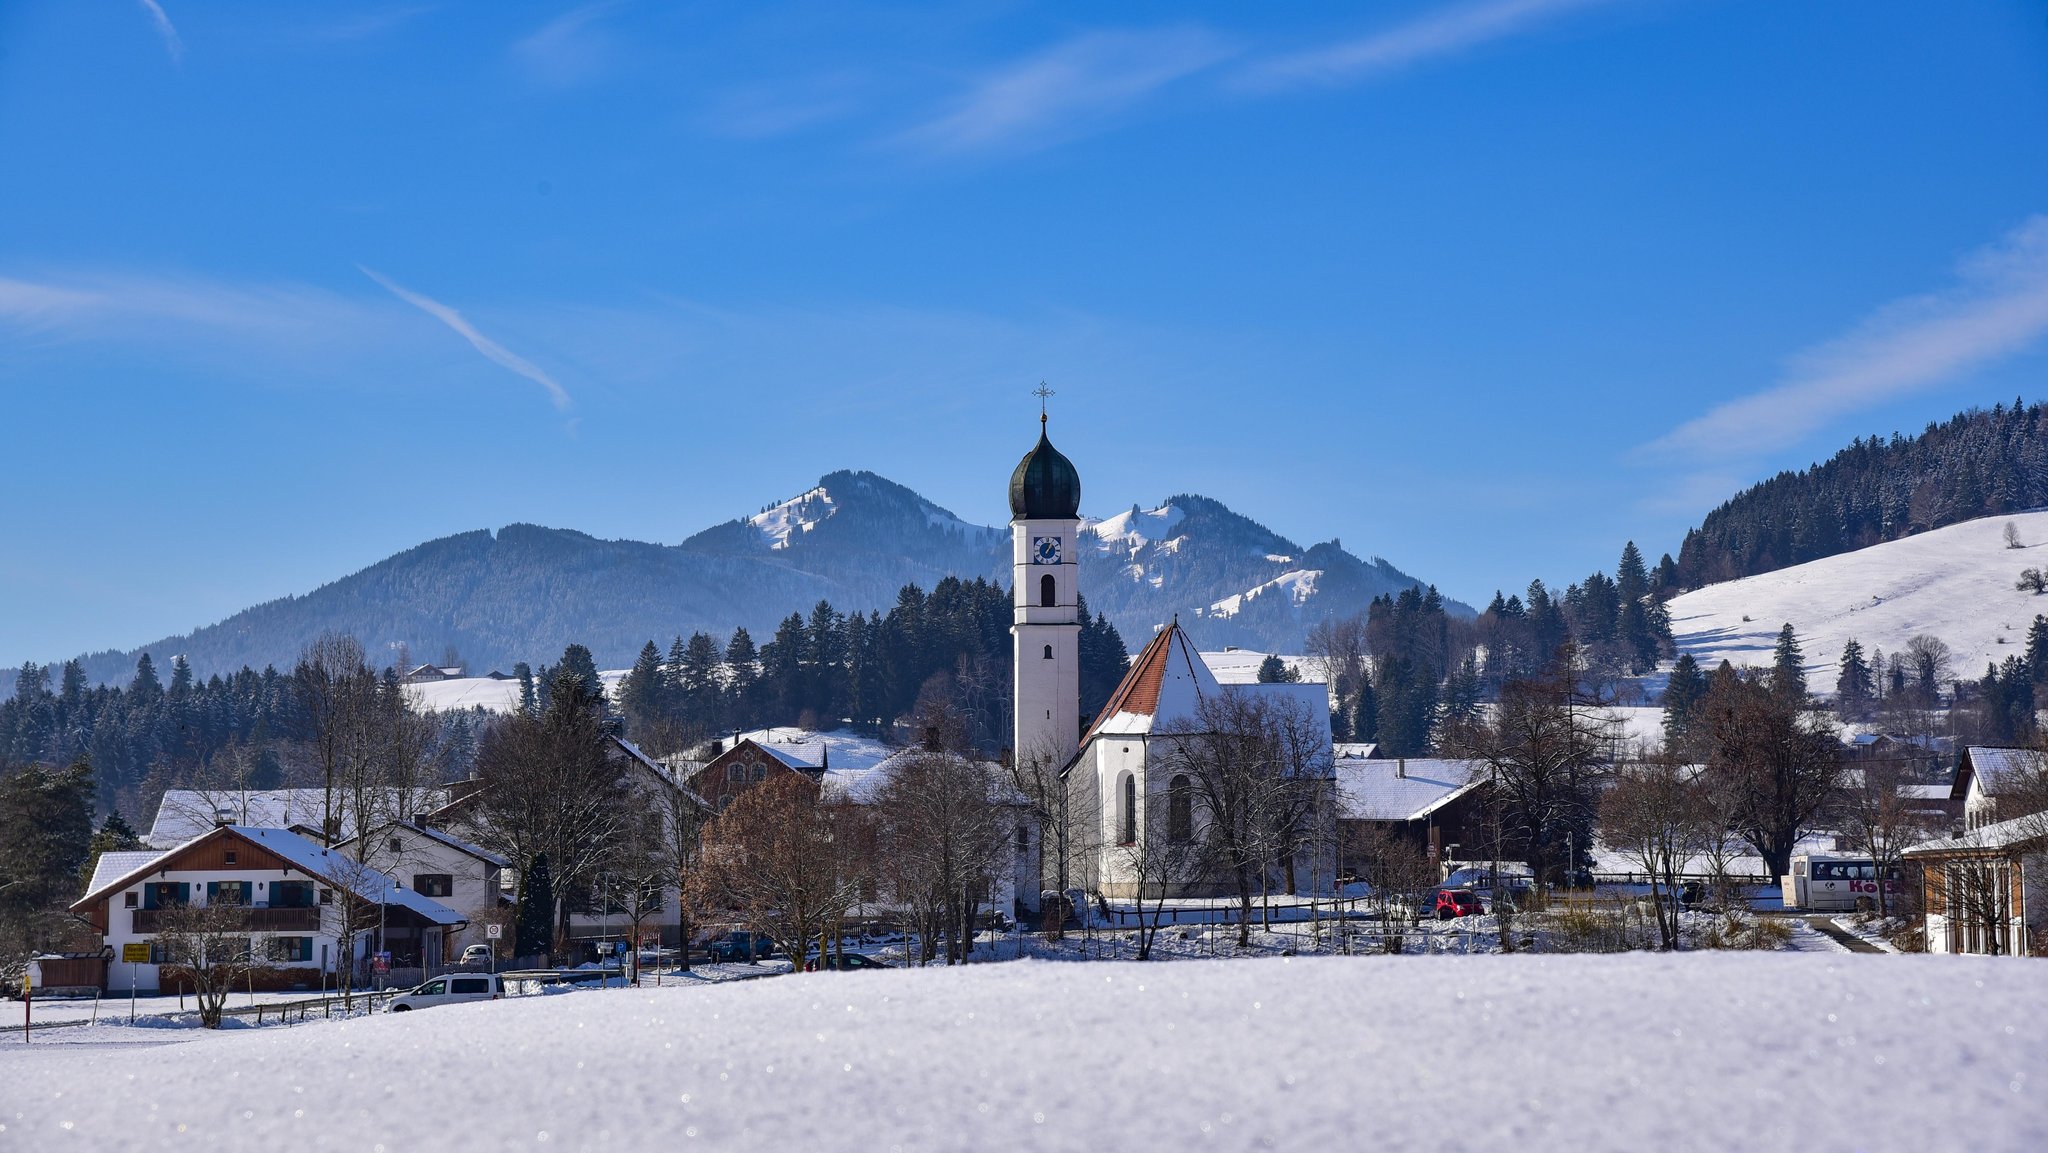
[1397,758,1407,779]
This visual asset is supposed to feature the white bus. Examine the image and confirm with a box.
[1783,854,1901,912]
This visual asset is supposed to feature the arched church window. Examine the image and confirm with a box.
[1168,775,1193,843]
[1043,644,1053,660]
[1119,774,1137,845]
[1016,824,1030,853]
[1039,573,1056,607]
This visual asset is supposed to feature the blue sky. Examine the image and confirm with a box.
[4,0,2048,668]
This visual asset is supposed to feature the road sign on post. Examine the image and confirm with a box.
[485,923,502,939]
[121,943,150,963]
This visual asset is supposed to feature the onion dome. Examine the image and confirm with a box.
[1008,414,1082,520]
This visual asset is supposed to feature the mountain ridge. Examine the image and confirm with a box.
[68,469,1461,684]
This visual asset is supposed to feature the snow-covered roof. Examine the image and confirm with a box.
[817,747,1028,807]
[1903,811,2048,857]
[1084,622,1331,746]
[86,850,166,895]
[1336,759,1486,822]
[1960,746,2046,799]
[1334,742,1378,760]
[74,826,465,925]
[726,727,897,772]
[231,827,466,924]
[148,788,443,848]
[1199,649,1317,685]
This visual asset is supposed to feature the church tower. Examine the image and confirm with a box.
[1010,407,1083,770]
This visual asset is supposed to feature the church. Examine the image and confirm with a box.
[1006,412,1335,901]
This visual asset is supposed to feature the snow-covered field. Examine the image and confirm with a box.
[1665,509,2048,694]
[4,955,2043,1152]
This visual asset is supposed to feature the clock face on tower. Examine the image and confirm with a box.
[1032,535,1062,565]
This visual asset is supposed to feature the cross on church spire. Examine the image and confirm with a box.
[1033,382,1054,424]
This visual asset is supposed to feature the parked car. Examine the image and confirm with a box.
[804,952,891,972]
[389,972,504,1011]
[704,931,776,962]
[1425,888,1486,920]
[459,944,494,967]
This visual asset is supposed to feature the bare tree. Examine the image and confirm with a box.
[1697,664,1843,882]
[1007,736,1079,938]
[1340,822,1437,953]
[156,899,257,1028]
[2007,521,2025,550]
[1118,787,1211,961]
[872,714,1007,965]
[1836,757,1928,919]
[1441,657,1607,905]
[1154,689,1328,947]
[696,773,855,970]
[1601,758,1706,949]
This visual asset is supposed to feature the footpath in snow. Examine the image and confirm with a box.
[3,954,2044,1153]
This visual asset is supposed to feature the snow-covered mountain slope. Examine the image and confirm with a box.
[1076,495,1470,651]
[1666,509,2048,694]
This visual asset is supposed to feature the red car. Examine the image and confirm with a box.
[1427,889,1485,919]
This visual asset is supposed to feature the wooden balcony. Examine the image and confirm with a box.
[131,906,322,934]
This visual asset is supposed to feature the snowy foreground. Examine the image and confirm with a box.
[4,955,2045,1152]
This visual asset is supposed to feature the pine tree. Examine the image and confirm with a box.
[514,662,536,716]
[724,627,760,725]
[1255,654,1298,683]
[1771,623,1807,701]
[619,641,664,734]
[129,653,162,701]
[1835,638,1872,714]
[1662,653,1706,745]
[557,644,602,699]
[2027,616,2048,683]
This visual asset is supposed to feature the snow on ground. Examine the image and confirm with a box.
[404,676,524,713]
[4,955,2044,1152]
[1200,650,1317,684]
[406,669,630,715]
[1665,509,2048,695]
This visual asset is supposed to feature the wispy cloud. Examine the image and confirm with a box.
[1238,0,1621,90]
[358,266,573,411]
[137,0,185,64]
[897,28,1235,154]
[1647,216,2048,462]
[511,2,626,89]
[702,73,866,140]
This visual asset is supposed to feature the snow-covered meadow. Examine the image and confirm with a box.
[4,955,2044,1152]
[1665,509,2048,694]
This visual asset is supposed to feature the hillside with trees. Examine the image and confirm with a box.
[1674,399,2048,588]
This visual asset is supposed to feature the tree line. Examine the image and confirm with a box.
[1308,541,1677,757]
[607,577,1130,756]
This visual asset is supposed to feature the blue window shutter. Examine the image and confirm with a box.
[178,882,190,904]
[207,882,219,902]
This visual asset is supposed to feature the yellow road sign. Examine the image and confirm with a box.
[122,943,151,963]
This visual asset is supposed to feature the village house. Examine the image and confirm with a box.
[1903,812,2048,956]
[71,824,466,992]
[1333,754,1492,878]
[1949,745,2046,832]
[335,820,509,953]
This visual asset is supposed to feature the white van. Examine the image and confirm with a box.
[389,973,504,1011]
